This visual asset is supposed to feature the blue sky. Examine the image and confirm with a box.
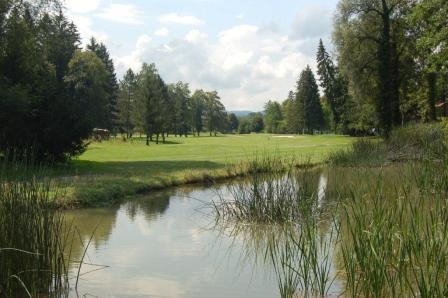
[65,0,339,111]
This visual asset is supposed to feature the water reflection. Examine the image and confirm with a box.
[211,169,342,297]
[66,187,279,297]
[65,170,341,297]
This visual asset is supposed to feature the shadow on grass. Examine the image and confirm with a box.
[68,160,224,176]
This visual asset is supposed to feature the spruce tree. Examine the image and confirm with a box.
[296,66,325,134]
[118,69,137,138]
[316,39,348,132]
[283,91,298,133]
[87,38,119,132]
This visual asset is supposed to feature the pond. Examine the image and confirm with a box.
[64,171,342,297]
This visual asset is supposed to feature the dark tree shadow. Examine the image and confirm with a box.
[67,160,224,176]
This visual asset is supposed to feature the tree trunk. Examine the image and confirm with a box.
[377,0,393,137]
[427,72,437,121]
[391,42,401,126]
[146,135,149,146]
[443,75,447,117]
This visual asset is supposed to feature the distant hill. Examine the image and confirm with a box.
[229,110,257,117]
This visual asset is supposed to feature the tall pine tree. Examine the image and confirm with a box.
[118,68,137,138]
[87,38,119,132]
[316,39,348,132]
[296,66,325,134]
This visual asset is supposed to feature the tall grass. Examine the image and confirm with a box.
[268,221,339,297]
[212,142,448,297]
[212,167,339,297]
[213,168,322,224]
[335,162,448,297]
[328,123,448,166]
[0,158,71,296]
[327,138,386,166]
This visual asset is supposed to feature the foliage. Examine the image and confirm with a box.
[135,63,169,144]
[190,89,207,136]
[227,113,239,133]
[64,50,110,148]
[87,38,120,132]
[237,113,265,134]
[332,0,441,136]
[316,40,350,133]
[168,81,191,137]
[410,0,448,73]
[264,101,283,133]
[117,69,137,138]
[203,91,227,136]
[295,66,325,134]
[0,1,115,161]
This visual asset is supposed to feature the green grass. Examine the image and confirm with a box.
[54,133,354,207]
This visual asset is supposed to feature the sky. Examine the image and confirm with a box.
[65,0,339,111]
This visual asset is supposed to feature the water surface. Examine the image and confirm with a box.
[65,173,339,297]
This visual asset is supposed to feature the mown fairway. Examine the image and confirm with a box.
[60,134,354,206]
[75,134,353,173]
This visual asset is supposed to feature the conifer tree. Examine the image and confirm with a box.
[316,39,348,132]
[87,38,119,132]
[118,69,137,138]
[296,66,325,134]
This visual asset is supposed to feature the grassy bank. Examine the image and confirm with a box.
[52,134,354,207]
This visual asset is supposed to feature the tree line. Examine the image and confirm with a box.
[262,0,447,137]
[117,66,237,144]
[1,0,446,161]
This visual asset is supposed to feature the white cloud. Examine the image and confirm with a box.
[185,29,207,44]
[290,6,332,40]
[158,13,204,26]
[115,23,315,111]
[65,0,101,14]
[136,35,152,49]
[154,27,169,37]
[67,14,108,45]
[97,4,145,25]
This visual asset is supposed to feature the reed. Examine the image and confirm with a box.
[212,167,338,297]
[213,157,448,297]
[336,162,448,297]
[0,157,71,296]
[212,167,322,224]
[268,221,339,298]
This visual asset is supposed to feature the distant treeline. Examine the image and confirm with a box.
[117,66,238,144]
